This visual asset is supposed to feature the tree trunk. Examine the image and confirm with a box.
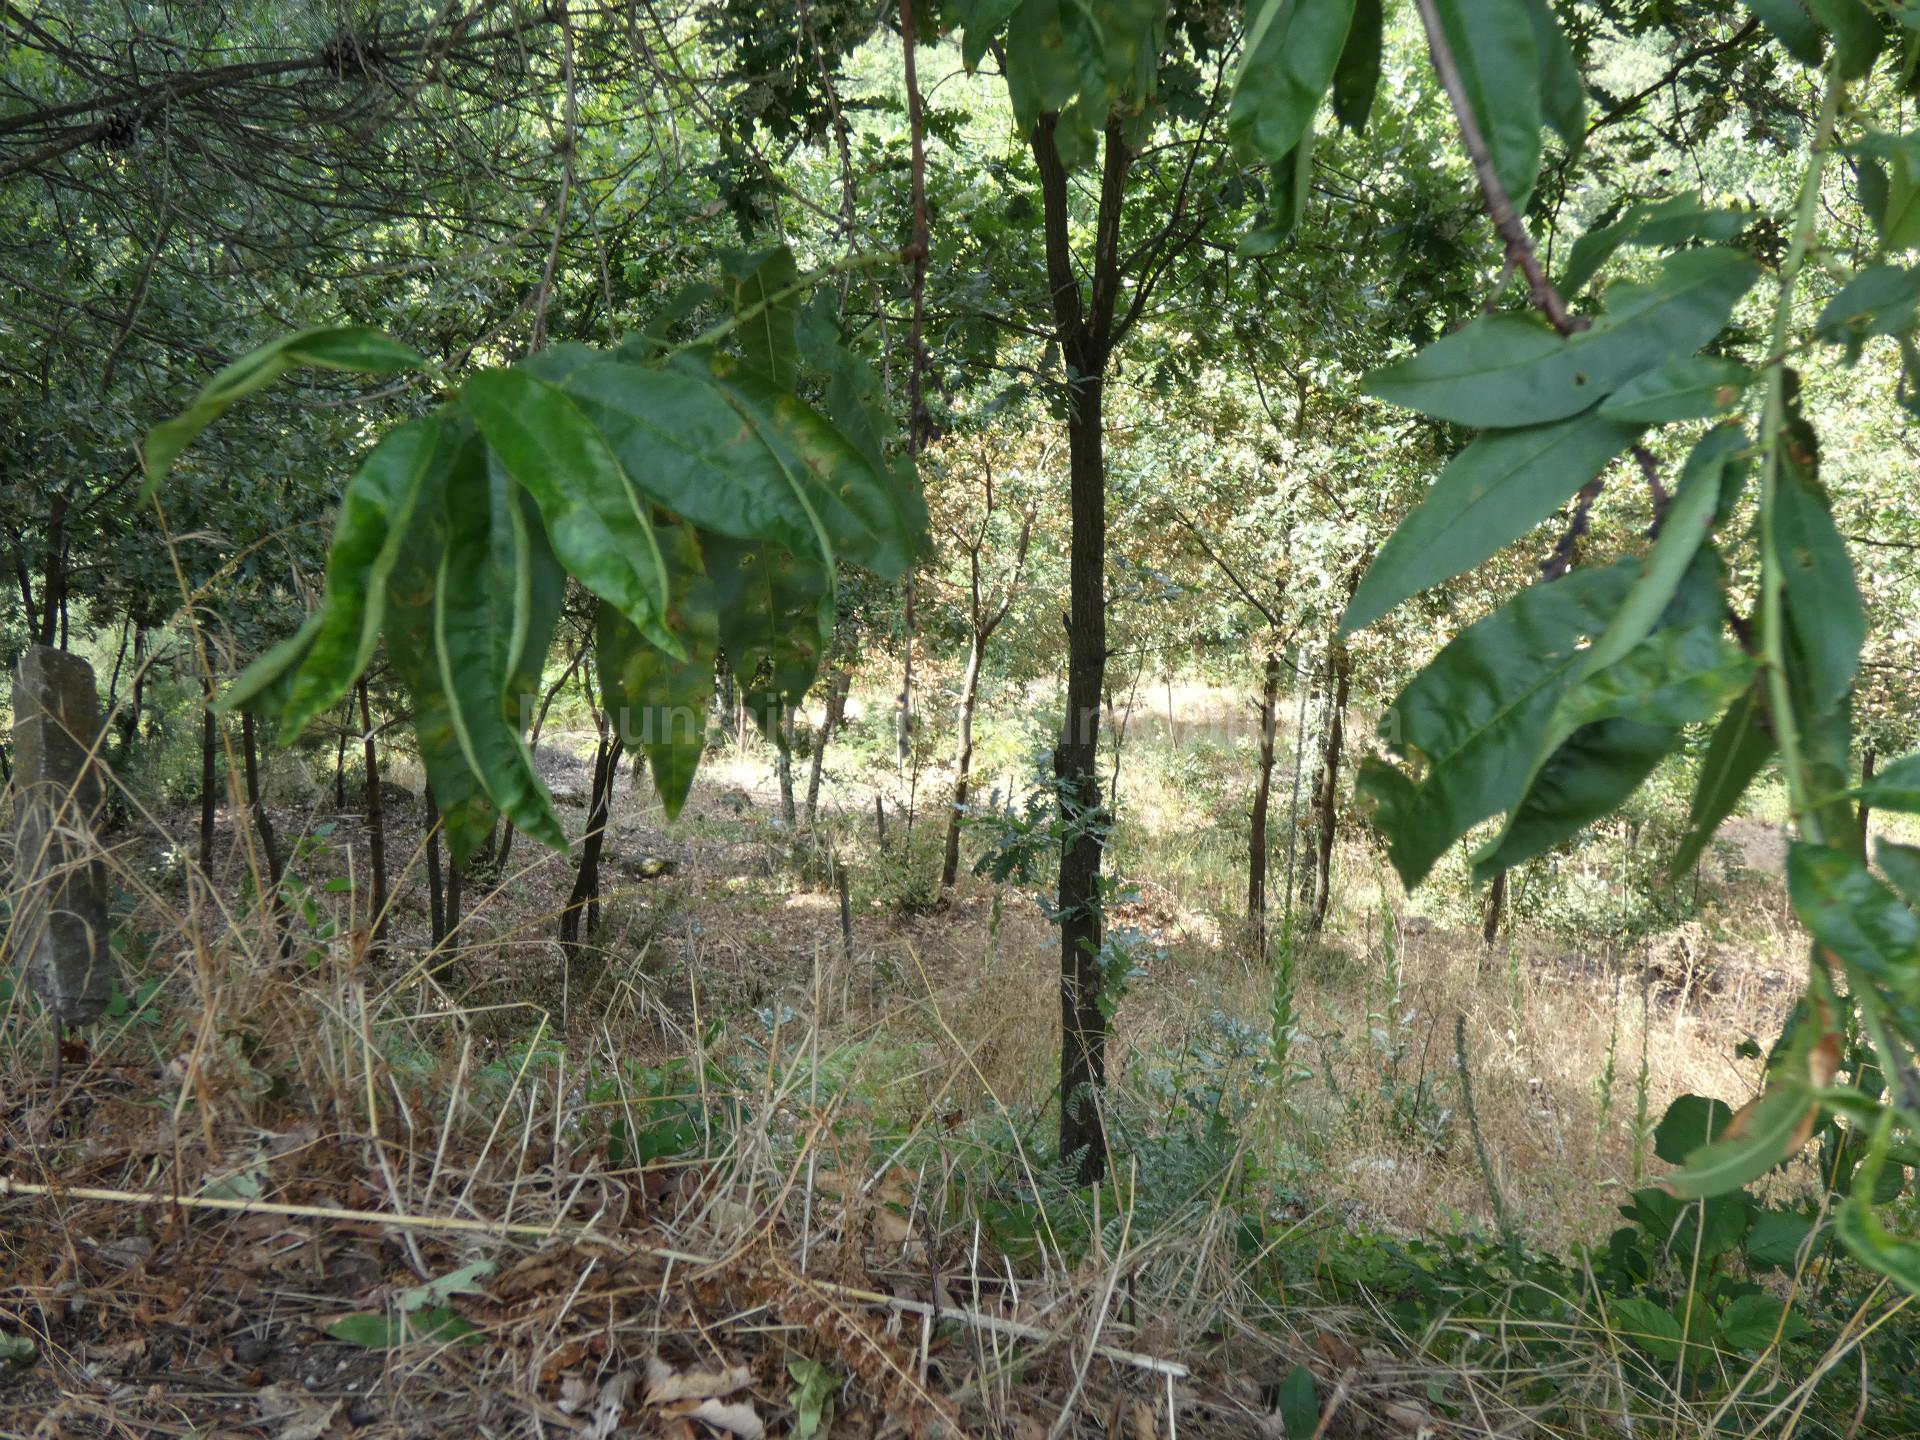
[806,667,850,826]
[119,626,146,748]
[425,791,446,946]
[39,494,66,648]
[942,632,987,889]
[1482,868,1507,946]
[1860,747,1877,853]
[334,727,349,809]
[897,575,916,771]
[240,713,287,953]
[1282,659,1313,930]
[777,704,797,827]
[357,680,389,950]
[1248,652,1281,937]
[561,723,622,953]
[1307,642,1351,937]
[199,690,218,874]
[445,848,463,940]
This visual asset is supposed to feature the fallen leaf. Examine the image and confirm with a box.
[670,1398,764,1440]
[646,1354,753,1404]
[585,1373,636,1440]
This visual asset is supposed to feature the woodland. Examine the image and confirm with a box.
[5,1,1920,1436]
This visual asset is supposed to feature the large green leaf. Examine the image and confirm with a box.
[1330,0,1382,131]
[382,427,497,865]
[1876,839,1920,908]
[1599,356,1753,424]
[1816,265,1920,362]
[1849,131,1920,249]
[1607,1296,1686,1362]
[433,451,566,854]
[1804,0,1880,78]
[1365,247,1758,428]
[1861,753,1920,813]
[1559,193,1749,297]
[1431,0,1543,214]
[1833,1112,1920,1295]
[221,612,323,719]
[279,417,451,738]
[1241,125,1317,255]
[723,246,801,388]
[1670,682,1773,877]
[1229,0,1356,164]
[1472,717,1678,880]
[142,325,422,489]
[1789,843,1920,1033]
[1342,409,1642,632]
[1742,0,1825,67]
[599,523,720,819]
[705,533,834,739]
[464,367,679,658]
[1359,561,1636,888]
[1524,0,1584,153]
[1776,447,1864,715]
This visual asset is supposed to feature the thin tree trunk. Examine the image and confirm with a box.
[942,633,987,889]
[425,791,446,946]
[777,704,797,827]
[1482,868,1507,946]
[806,667,850,826]
[561,722,622,953]
[1860,747,1877,852]
[1248,652,1281,937]
[445,849,463,940]
[242,712,289,955]
[120,626,147,749]
[1307,642,1351,937]
[897,575,916,771]
[334,728,348,809]
[874,793,888,851]
[1282,660,1312,930]
[199,690,218,874]
[358,680,388,950]
[39,494,65,648]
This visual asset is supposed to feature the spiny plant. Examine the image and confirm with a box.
[140,248,929,868]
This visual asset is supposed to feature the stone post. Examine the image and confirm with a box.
[11,645,112,1026]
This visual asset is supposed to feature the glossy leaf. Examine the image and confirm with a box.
[465,367,680,658]
[706,533,834,737]
[1559,194,1749,297]
[1342,410,1642,632]
[723,245,801,388]
[1600,356,1753,423]
[142,325,422,488]
[1671,683,1773,878]
[1366,247,1758,428]
[1431,0,1542,213]
[1473,717,1678,881]
[1330,0,1382,132]
[280,418,452,737]
[599,523,720,818]
[1229,0,1356,165]
[1663,1080,1815,1199]
[1359,560,1636,888]
[1815,265,1920,361]
[434,452,566,854]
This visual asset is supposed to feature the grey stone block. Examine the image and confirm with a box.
[11,645,112,1025]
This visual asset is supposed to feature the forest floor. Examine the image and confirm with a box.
[0,685,1870,1439]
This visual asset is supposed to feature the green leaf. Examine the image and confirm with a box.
[141,325,422,491]
[382,427,498,865]
[1472,717,1678,880]
[1241,126,1316,255]
[0,1334,34,1366]
[397,1260,495,1313]
[1600,356,1754,423]
[1274,1363,1318,1439]
[786,1355,839,1440]
[1365,247,1758,428]
[1330,0,1382,131]
[277,417,452,737]
[1788,843,1920,1023]
[1432,0,1543,213]
[1744,1207,1816,1269]
[1229,0,1357,164]
[1670,682,1773,878]
[434,451,566,854]
[327,1306,478,1349]
[722,245,801,388]
[1607,1296,1686,1361]
[1834,1111,1920,1295]
[599,525,720,819]
[465,368,679,658]
[220,612,323,718]
[1805,0,1881,78]
[1523,0,1585,153]
[1342,410,1642,632]
[1656,1094,1737,1165]
[1849,132,1920,248]
[1861,753,1920,812]
[1358,560,1636,887]
[1877,839,1920,907]
[1663,1081,1815,1199]
[1718,1292,1810,1350]
[706,534,834,738]
[1559,193,1749,297]
[1776,453,1864,714]
[1815,265,1920,361]
[1743,0,1826,67]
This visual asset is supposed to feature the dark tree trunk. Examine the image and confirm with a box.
[334,727,348,809]
[561,723,622,953]
[897,576,916,770]
[425,791,446,946]
[358,680,389,950]
[445,849,463,940]
[199,689,218,874]
[873,793,888,851]
[1307,642,1350,937]
[118,626,147,748]
[1860,747,1877,853]
[777,705,797,827]
[806,667,850,826]
[39,494,66,648]
[240,713,288,955]
[1248,652,1281,937]
[941,633,987,890]
[1482,868,1507,947]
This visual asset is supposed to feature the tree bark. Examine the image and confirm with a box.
[1307,641,1350,937]
[777,704,797,827]
[1482,868,1507,947]
[119,626,146,748]
[805,666,850,826]
[240,712,287,955]
[561,721,622,953]
[1248,652,1281,937]
[358,680,389,950]
[38,493,66,648]
[941,632,987,890]
[333,727,348,809]
[1860,747,1877,853]
[425,791,446,946]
